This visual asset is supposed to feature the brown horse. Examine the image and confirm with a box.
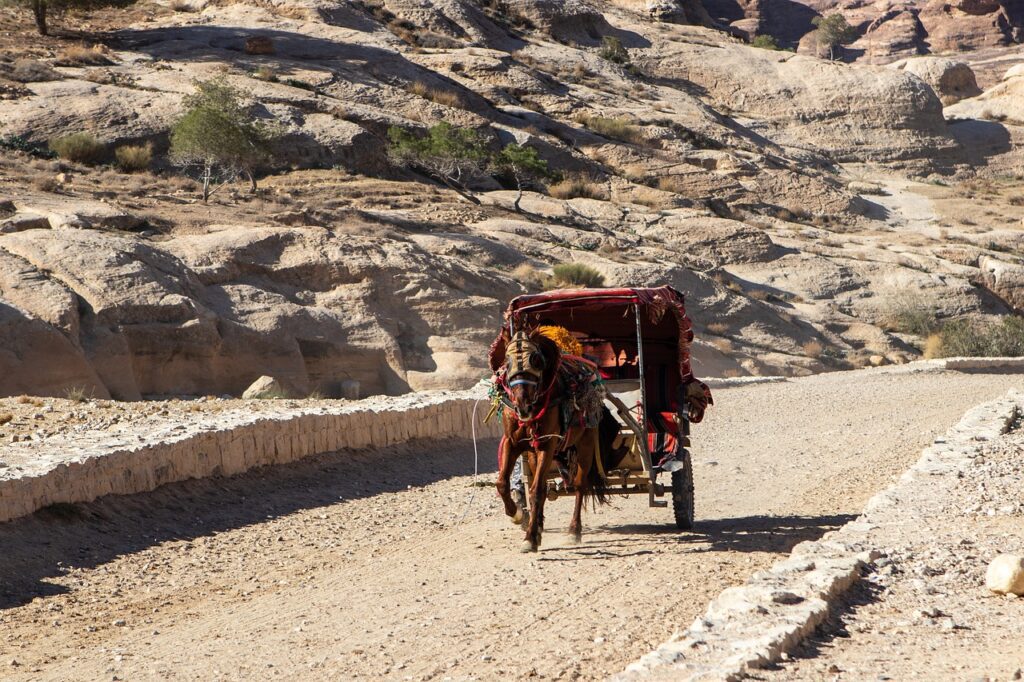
[494,330,612,552]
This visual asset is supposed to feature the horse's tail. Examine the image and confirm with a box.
[585,406,617,507]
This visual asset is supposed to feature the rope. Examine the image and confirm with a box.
[455,397,484,525]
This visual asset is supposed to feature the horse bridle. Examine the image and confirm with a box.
[506,331,546,389]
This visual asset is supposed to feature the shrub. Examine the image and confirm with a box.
[405,80,465,108]
[598,35,629,64]
[551,262,605,288]
[170,77,279,200]
[751,34,781,50]
[491,143,551,211]
[0,412,12,426]
[927,317,1024,358]
[812,14,856,60]
[881,298,941,337]
[388,122,489,203]
[802,340,824,357]
[64,385,93,402]
[547,174,608,200]
[575,113,645,145]
[49,132,105,164]
[253,65,278,82]
[115,143,152,172]
[54,45,113,66]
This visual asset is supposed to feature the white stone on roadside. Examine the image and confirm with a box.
[242,376,287,400]
[985,555,1024,595]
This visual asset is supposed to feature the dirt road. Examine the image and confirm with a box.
[1,369,1021,681]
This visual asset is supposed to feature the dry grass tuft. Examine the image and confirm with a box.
[710,337,733,353]
[548,174,608,200]
[115,143,152,172]
[801,340,824,358]
[551,262,605,288]
[575,113,645,145]
[55,45,114,67]
[923,333,944,359]
[0,412,12,426]
[406,80,466,108]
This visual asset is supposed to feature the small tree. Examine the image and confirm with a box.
[598,35,629,65]
[750,34,780,51]
[812,14,856,61]
[388,122,489,203]
[170,78,277,202]
[2,0,135,36]
[491,143,551,212]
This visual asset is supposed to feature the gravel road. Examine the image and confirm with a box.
[0,369,1021,681]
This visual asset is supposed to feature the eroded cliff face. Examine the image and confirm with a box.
[0,0,1021,399]
[698,0,1023,60]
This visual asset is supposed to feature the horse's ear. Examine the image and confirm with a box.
[488,330,509,373]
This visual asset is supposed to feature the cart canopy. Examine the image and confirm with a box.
[489,285,711,422]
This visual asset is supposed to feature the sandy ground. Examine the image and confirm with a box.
[763,425,1024,682]
[0,369,1022,681]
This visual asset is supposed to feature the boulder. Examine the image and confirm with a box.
[242,375,287,399]
[898,57,982,104]
[986,554,1024,596]
[504,0,607,42]
[979,257,1024,310]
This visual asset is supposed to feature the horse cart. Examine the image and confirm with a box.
[488,286,712,540]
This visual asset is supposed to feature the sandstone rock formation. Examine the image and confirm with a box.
[699,0,1023,62]
[945,65,1024,123]
[0,0,1019,399]
[894,57,982,104]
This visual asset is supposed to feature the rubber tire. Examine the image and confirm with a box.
[671,451,694,530]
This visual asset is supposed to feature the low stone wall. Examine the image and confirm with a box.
[0,388,498,524]
[616,389,1023,681]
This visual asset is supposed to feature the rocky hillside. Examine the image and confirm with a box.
[0,0,1022,399]
[702,0,1023,62]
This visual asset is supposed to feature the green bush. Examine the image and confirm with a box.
[49,132,105,165]
[751,34,780,50]
[170,77,279,200]
[883,305,942,338]
[927,317,1024,358]
[598,36,629,64]
[551,262,605,288]
[115,143,152,172]
[388,122,489,202]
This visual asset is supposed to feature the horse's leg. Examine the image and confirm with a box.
[568,430,596,543]
[523,443,556,553]
[495,434,520,521]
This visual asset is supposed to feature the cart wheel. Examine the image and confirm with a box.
[671,451,694,530]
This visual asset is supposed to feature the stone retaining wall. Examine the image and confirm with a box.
[0,388,499,524]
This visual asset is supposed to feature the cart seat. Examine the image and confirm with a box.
[602,378,641,395]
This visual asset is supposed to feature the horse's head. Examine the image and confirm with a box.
[505,330,558,418]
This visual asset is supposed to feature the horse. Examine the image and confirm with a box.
[492,329,615,552]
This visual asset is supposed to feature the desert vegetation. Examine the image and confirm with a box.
[170,77,279,200]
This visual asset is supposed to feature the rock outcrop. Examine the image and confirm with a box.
[894,57,982,104]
